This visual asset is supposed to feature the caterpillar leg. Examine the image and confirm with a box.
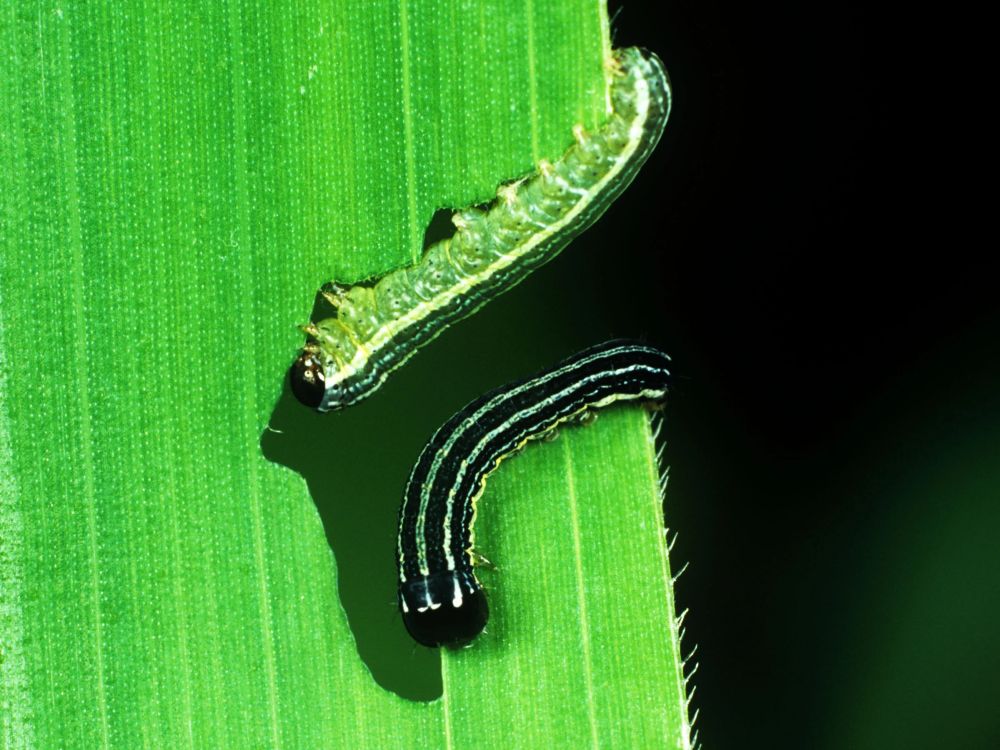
[320,282,349,309]
[471,550,497,570]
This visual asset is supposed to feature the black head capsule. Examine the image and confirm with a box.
[399,573,489,648]
[290,351,326,409]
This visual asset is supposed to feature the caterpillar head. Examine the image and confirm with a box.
[399,573,489,648]
[290,350,326,409]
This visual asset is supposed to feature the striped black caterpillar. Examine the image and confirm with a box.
[396,340,671,647]
[291,48,671,411]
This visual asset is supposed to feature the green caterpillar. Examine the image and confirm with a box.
[291,47,671,411]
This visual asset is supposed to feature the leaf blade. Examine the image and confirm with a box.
[0,2,691,747]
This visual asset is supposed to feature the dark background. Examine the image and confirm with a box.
[264,2,999,747]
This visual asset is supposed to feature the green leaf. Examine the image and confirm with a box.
[1,2,692,748]
[446,407,692,747]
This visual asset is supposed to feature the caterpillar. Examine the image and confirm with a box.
[290,48,671,411]
[396,340,671,647]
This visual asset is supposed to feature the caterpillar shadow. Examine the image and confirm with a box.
[261,292,448,701]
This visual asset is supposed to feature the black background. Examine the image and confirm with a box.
[264,2,999,747]
[608,2,998,747]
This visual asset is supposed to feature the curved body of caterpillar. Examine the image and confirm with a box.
[291,48,672,411]
[396,340,671,647]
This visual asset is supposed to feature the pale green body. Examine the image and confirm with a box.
[306,47,671,411]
